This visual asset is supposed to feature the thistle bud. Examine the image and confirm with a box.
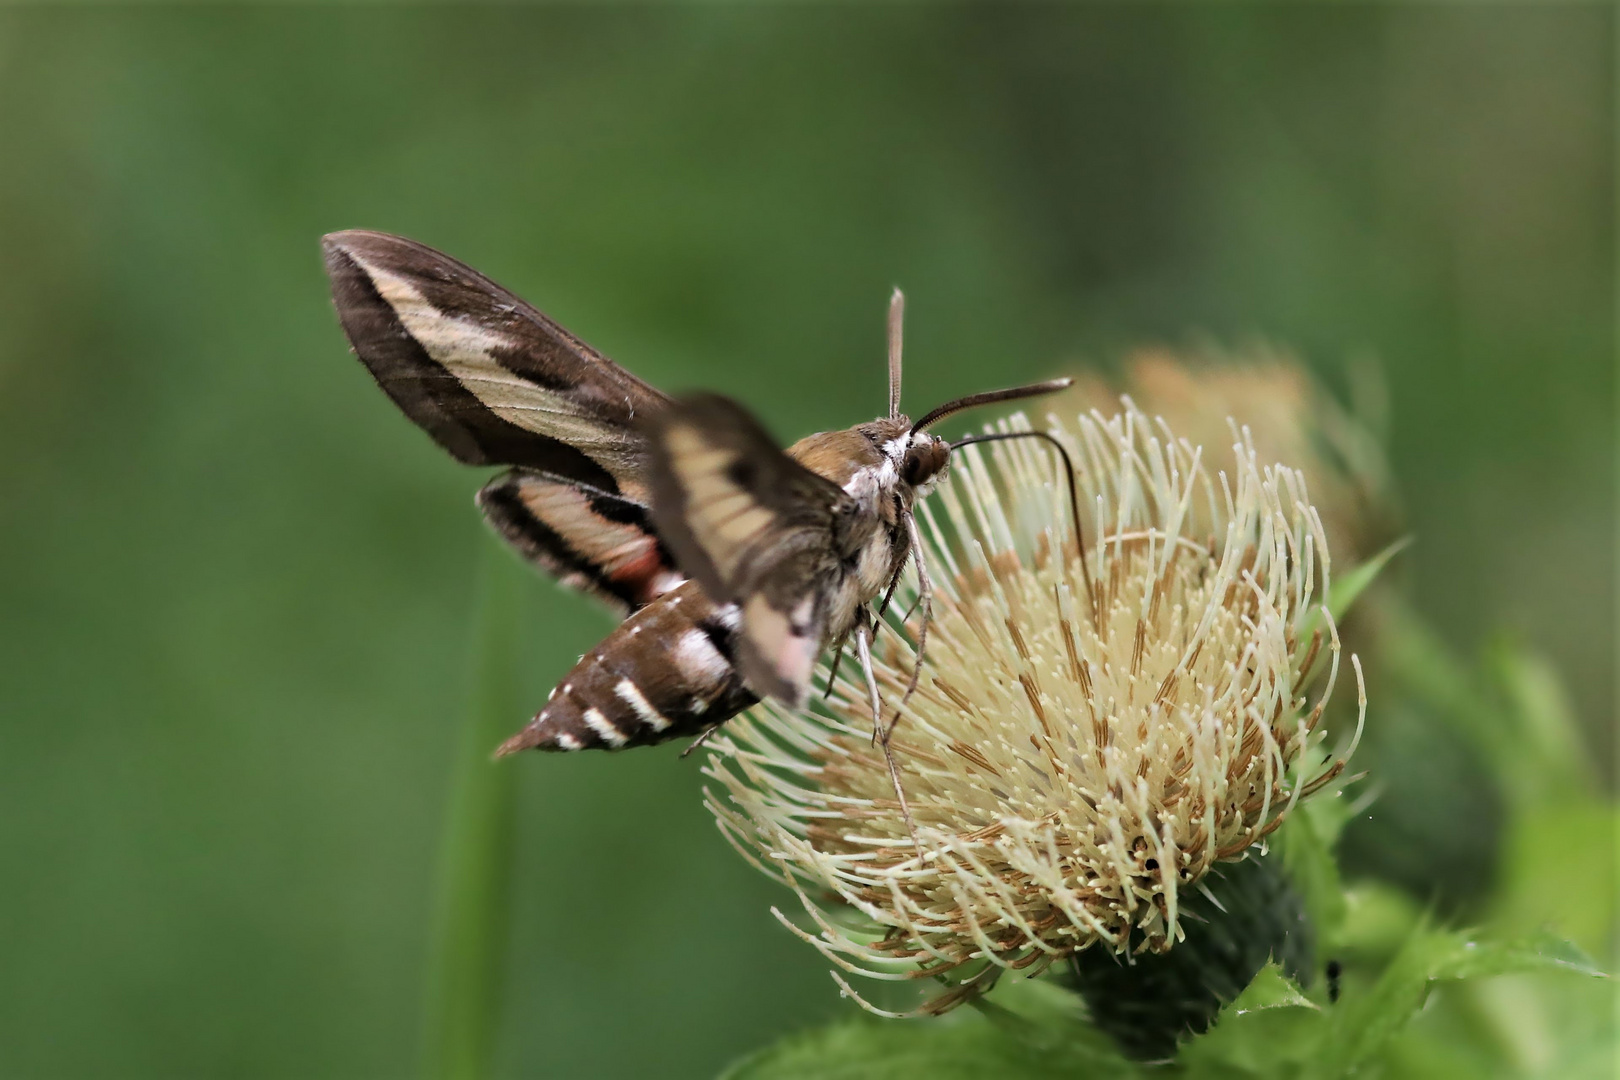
[1056,347,1398,564]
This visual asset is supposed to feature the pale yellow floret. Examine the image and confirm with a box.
[703,400,1363,1016]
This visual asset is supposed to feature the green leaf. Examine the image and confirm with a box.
[1378,600,1499,753]
[1485,637,1598,804]
[1277,796,1347,942]
[971,978,1132,1061]
[1293,537,1408,665]
[973,977,1101,1032]
[1317,923,1606,1077]
[1373,601,1596,817]
[1428,930,1604,982]
[1335,696,1505,918]
[1229,964,1320,1012]
[1326,536,1409,622]
[1334,882,1425,956]
[1179,964,1326,1076]
[1443,963,1618,1076]
[1542,1025,1620,1080]
[721,980,1133,1080]
[1493,797,1618,959]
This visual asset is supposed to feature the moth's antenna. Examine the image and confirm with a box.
[887,288,905,419]
[912,378,1072,434]
[951,428,1098,627]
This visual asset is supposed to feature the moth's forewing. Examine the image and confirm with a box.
[322,229,668,500]
[734,546,838,707]
[477,469,682,616]
[323,229,684,613]
[643,394,852,705]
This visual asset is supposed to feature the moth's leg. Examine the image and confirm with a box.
[893,511,935,729]
[873,560,906,624]
[856,608,921,855]
[865,562,908,662]
[854,610,885,747]
[677,665,758,759]
[887,591,925,628]
[821,630,851,700]
[678,724,723,759]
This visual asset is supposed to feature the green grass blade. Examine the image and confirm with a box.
[422,552,523,1080]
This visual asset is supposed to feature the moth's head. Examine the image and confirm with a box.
[899,431,950,493]
[856,418,951,496]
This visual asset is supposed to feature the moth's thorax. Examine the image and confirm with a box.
[786,417,953,645]
[787,418,951,508]
[786,428,888,489]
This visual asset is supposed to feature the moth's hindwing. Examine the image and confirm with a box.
[322,229,668,502]
[496,580,757,753]
[477,469,683,616]
[643,394,855,706]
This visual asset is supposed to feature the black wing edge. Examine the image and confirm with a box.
[321,230,655,495]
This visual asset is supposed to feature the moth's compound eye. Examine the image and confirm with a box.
[902,438,950,488]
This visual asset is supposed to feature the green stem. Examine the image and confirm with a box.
[422,551,523,1080]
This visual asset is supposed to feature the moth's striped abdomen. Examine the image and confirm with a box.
[495,580,757,755]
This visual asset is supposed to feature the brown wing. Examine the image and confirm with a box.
[477,469,683,616]
[322,229,668,501]
[642,393,856,705]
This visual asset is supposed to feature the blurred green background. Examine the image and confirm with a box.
[0,6,1611,1078]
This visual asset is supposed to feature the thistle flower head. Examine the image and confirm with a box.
[704,401,1363,1016]
[1057,346,1398,563]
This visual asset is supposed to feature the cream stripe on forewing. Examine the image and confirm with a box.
[356,258,622,451]
[664,431,731,476]
[708,495,774,547]
[665,424,777,558]
[615,678,672,733]
[581,707,629,747]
